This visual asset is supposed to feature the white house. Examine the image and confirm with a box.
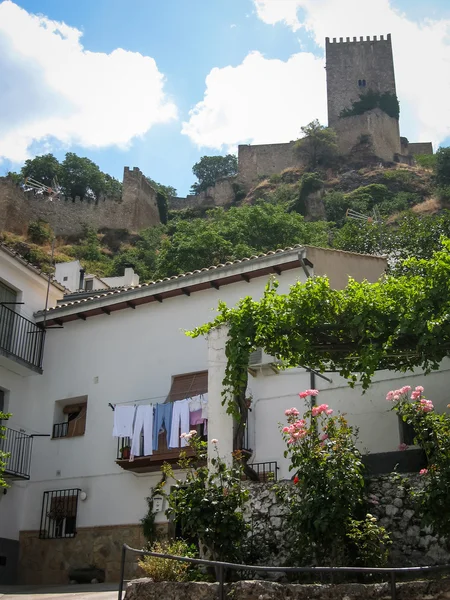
[2,243,448,585]
[0,243,64,584]
[54,260,139,293]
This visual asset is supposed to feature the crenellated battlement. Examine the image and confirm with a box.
[326,34,391,44]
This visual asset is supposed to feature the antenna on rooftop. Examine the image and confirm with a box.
[23,176,61,201]
[345,206,382,224]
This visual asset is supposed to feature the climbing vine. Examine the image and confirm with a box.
[188,239,450,433]
[340,90,400,120]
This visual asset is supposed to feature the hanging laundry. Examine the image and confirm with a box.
[112,405,136,438]
[169,398,190,448]
[189,394,208,417]
[201,393,208,419]
[131,404,153,457]
[153,402,173,451]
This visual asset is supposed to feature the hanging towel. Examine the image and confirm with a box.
[153,402,173,451]
[169,399,190,448]
[201,394,208,419]
[189,394,208,418]
[131,405,153,457]
[112,405,136,438]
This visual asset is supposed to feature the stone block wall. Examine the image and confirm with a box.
[408,142,434,156]
[0,167,160,236]
[168,176,237,211]
[238,142,303,189]
[334,109,400,162]
[18,522,168,585]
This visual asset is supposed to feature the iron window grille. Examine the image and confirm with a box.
[39,489,81,539]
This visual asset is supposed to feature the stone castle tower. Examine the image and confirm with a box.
[325,34,401,162]
[326,34,396,126]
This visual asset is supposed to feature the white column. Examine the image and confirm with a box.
[207,325,234,466]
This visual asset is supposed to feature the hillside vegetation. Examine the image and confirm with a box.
[2,146,450,283]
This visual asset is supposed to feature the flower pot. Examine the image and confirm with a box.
[121,447,131,460]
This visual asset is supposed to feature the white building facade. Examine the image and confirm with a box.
[2,244,447,585]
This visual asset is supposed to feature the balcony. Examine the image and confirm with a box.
[1,426,33,480]
[115,435,203,474]
[0,304,46,372]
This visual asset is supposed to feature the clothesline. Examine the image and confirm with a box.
[108,390,207,410]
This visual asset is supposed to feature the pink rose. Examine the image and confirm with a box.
[415,386,424,393]
[398,443,408,451]
[326,409,333,415]
[386,391,395,401]
[299,391,309,399]
[311,407,319,417]
[411,391,421,400]
[419,468,428,475]
[282,427,290,433]
[400,386,411,394]
[320,433,329,441]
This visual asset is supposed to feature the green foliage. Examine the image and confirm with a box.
[19,152,122,201]
[188,239,450,423]
[21,153,61,187]
[436,147,450,187]
[0,410,11,488]
[389,386,450,537]
[27,220,53,244]
[138,540,198,582]
[294,120,339,170]
[341,90,400,120]
[156,191,169,225]
[162,434,249,562]
[7,171,22,185]
[71,227,104,262]
[277,398,390,566]
[190,155,238,195]
[415,154,437,170]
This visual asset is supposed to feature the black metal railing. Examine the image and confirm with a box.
[119,544,450,600]
[0,426,33,479]
[243,461,278,482]
[0,304,46,371]
[117,436,131,460]
[39,489,81,539]
[52,421,69,439]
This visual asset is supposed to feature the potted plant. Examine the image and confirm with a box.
[120,445,131,460]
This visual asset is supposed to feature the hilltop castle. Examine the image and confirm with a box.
[0,35,434,233]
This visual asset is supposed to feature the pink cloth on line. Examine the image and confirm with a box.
[190,409,204,426]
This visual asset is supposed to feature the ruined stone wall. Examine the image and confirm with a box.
[168,176,237,211]
[409,142,434,156]
[326,35,397,127]
[334,108,400,162]
[238,142,302,189]
[0,167,160,236]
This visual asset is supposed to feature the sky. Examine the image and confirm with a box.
[0,0,449,196]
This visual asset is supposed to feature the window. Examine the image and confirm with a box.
[63,276,68,282]
[398,416,416,446]
[53,396,88,439]
[0,281,17,305]
[39,489,80,539]
[85,279,94,291]
[358,79,366,87]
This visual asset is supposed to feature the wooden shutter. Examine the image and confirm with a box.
[165,371,208,403]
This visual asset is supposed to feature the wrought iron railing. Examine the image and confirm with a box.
[1,426,33,479]
[52,421,69,439]
[243,461,278,482]
[39,489,81,539]
[0,303,46,371]
[119,544,450,600]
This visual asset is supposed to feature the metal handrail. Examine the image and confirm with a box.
[1,426,33,479]
[118,543,450,600]
[0,303,45,370]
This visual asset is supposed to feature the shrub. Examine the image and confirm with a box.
[436,147,450,187]
[162,433,249,562]
[340,90,399,120]
[388,384,450,537]
[277,390,390,566]
[138,540,197,582]
[27,220,53,244]
[415,154,437,170]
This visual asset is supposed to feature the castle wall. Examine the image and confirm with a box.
[0,167,160,236]
[326,35,396,127]
[168,176,236,211]
[238,142,302,189]
[334,108,400,162]
[408,142,434,156]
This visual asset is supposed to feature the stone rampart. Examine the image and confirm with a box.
[238,142,302,189]
[0,167,160,236]
[168,176,237,211]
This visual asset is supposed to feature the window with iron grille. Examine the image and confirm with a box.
[52,397,88,439]
[39,489,81,539]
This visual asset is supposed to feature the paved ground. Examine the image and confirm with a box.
[0,583,119,600]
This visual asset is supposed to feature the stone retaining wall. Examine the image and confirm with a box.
[125,577,450,600]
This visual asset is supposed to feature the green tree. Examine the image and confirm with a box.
[21,153,61,187]
[111,226,165,280]
[190,154,238,194]
[294,119,339,170]
[435,147,450,187]
[60,153,105,200]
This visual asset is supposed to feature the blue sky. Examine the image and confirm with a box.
[0,0,449,195]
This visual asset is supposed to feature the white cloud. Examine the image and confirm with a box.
[253,0,450,148]
[182,51,326,151]
[0,1,177,163]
